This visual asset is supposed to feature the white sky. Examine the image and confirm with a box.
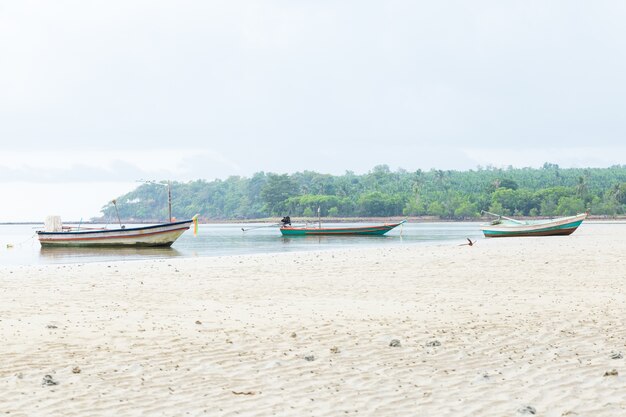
[1,1,626,221]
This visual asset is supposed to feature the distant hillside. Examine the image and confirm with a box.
[99,164,626,222]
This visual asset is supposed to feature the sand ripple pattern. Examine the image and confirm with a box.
[1,223,625,416]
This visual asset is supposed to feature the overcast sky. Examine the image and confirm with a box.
[1,1,626,221]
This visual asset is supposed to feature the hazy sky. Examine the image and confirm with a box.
[1,1,626,221]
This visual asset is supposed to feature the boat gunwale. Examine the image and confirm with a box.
[36,219,194,236]
[37,226,191,243]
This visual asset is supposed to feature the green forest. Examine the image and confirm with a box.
[100,164,626,222]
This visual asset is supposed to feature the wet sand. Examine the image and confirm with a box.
[0,222,625,416]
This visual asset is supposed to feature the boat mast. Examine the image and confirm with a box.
[111,199,123,228]
[168,180,172,223]
[137,179,173,223]
[318,206,321,229]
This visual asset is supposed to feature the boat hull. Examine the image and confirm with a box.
[36,220,193,247]
[280,221,405,236]
[480,214,586,238]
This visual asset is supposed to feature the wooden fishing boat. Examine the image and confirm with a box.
[37,217,197,247]
[279,220,406,236]
[480,212,587,238]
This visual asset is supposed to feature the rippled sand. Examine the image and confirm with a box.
[1,222,625,416]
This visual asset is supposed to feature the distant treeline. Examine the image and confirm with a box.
[100,163,626,221]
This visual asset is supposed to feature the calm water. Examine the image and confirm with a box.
[0,222,484,266]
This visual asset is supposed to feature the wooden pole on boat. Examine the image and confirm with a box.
[241,223,280,232]
[318,206,321,229]
[112,199,122,228]
[136,179,172,223]
[481,210,524,224]
[168,180,172,223]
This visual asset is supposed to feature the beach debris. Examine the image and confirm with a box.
[389,339,401,347]
[517,405,536,415]
[603,369,618,377]
[46,324,58,329]
[459,238,476,246]
[290,332,297,338]
[426,340,441,347]
[304,354,316,361]
[232,391,257,395]
[610,351,623,359]
[195,320,202,325]
[42,375,58,386]
[72,366,81,374]
[330,346,341,354]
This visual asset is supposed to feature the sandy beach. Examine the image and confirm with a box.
[0,222,625,416]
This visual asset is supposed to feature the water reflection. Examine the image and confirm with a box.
[39,246,183,262]
[280,234,394,244]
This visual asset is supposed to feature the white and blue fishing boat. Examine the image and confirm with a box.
[37,184,199,247]
[480,212,587,238]
[37,217,198,247]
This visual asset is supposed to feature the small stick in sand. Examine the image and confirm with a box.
[232,391,257,395]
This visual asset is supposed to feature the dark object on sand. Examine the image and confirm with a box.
[517,405,536,415]
[42,375,58,386]
[232,391,257,395]
[389,339,401,347]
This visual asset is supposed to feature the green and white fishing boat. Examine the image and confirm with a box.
[480,211,587,238]
[278,216,406,236]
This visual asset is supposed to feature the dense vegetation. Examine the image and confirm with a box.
[100,164,626,221]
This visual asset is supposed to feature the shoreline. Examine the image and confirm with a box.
[2,221,626,270]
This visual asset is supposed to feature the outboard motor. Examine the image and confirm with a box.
[281,216,291,227]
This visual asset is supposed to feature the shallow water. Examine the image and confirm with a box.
[0,222,484,266]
